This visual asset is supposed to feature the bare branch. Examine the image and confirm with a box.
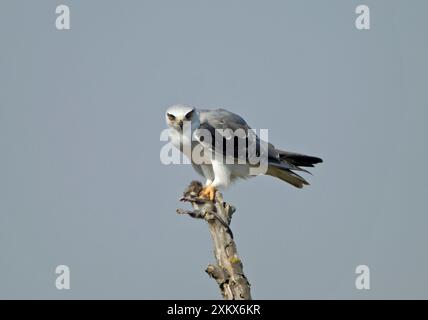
[177,181,252,300]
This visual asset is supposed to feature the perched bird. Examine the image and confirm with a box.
[165,104,322,200]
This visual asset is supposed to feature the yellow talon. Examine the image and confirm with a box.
[199,185,216,201]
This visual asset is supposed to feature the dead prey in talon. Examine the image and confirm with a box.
[178,181,234,238]
[165,104,323,198]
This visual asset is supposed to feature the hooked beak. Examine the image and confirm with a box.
[178,120,183,130]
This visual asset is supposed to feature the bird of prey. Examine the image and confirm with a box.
[165,104,322,200]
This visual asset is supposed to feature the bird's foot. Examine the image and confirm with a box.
[199,185,217,201]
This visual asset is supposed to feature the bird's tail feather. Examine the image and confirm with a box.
[266,166,309,189]
[276,150,323,168]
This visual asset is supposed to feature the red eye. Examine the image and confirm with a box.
[185,110,194,120]
[167,113,175,121]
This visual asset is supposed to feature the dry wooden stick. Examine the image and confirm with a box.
[177,181,252,300]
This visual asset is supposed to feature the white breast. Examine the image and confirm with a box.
[169,127,213,165]
[169,128,193,160]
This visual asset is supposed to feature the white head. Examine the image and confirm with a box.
[165,104,199,132]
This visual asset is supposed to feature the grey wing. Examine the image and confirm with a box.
[198,108,248,132]
[194,108,322,188]
[195,108,309,172]
[195,109,280,163]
